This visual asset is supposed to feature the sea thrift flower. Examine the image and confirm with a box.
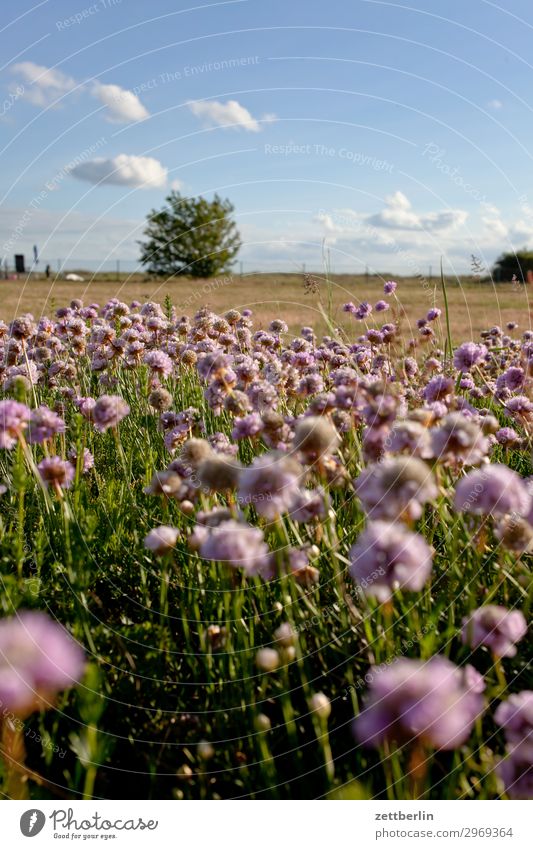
[388,420,432,459]
[495,691,533,746]
[462,606,527,657]
[495,427,520,447]
[349,521,433,602]
[27,406,65,444]
[231,412,263,441]
[256,648,279,672]
[422,375,454,403]
[384,280,397,294]
[0,399,30,449]
[198,455,241,492]
[453,342,487,372]
[355,302,372,320]
[309,692,331,720]
[431,413,489,466]
[289,487,326,523]
[144,525,179,555]
[93,395,130,432]
[355,457,437,522]
[454,465,530,517]
[292,416,340,460]
[427,307,441,321]
[144,350,173,378]
[238,451,302,519]
[497,745,533,799]
[67,447,94,474]
[355,656,484,750]
[37,456,75,490]
[199,519,272,577]
[374,300,389,312]
[0,611,85,714]
[505,395,533,424]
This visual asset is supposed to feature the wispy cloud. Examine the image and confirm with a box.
[10,61,76,107]
[187,98,275,132]
[367,191,468,232]
[9,62,150,124]
[70,154,167,189]
[91,82,149,124]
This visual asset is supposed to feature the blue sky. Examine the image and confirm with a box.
[2,0,533,273]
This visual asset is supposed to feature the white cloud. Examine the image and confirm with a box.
[91,82,149,124]
[187,98,275,132]
[10,61,76,107]
[488,99,503,110]
[9,62,149,125]
[170,179,183,190]
[70,154,167,188]
[367,191,468,232]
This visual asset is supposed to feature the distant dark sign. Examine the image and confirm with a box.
[15,254,25,273]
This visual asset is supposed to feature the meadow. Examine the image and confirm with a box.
[2,271,533,341]
[0,274,532,801]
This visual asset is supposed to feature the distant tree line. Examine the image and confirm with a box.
[492,250,533,282]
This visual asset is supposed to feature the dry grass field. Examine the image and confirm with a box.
[2,271,532,341]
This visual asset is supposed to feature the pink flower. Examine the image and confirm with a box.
[93,395,130,432]
[349,521,433,601]
[355,656,484,750]
[0,611,85,715]
[462,606,527,657]
[37,457,75,490]
[454,465,530,517]
[144,525,179,555]
[0,400,30,449]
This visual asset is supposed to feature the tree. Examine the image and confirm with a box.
[138,191,241,277]
[492,250,533,282]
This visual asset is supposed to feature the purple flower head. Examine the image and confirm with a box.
[349,521,433,602]
[495,691,533,747]
[453,342,487,372]
[422,375,454,403]
[454,465,530,517]
[0,611,85,714]
[462,605,527,657]
[384,280,397,295]
[375,300,389,312]
[501,366,525,392]
[288,487,326,523]
[93,395,130,432]
[388,420,433,459]
[505,395,533,422]
[231,412,264,441]
[0,400,30,449]
[355,656,485,750]
[144,525,179,556]
[431,412,489,466]
[37,456,75,490]
[27,406,65,444]
[355,457,438,522]
[67,447,94,474]
[355,302,372,320]
[238,451,302,520]
[144,350,173,379]
[75,397,96,421]
[199,519,273,578]
[427,307,441,321]
[342,302,357,314]
[497,743,533,799]
[495,427,520,447]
